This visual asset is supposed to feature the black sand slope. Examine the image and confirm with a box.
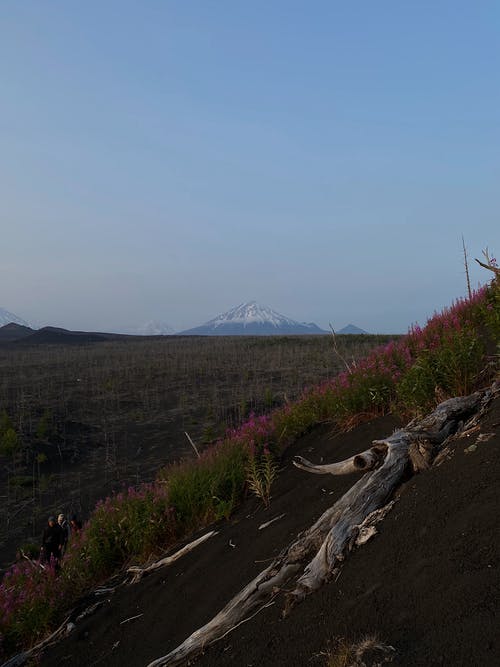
[40,398,500,667]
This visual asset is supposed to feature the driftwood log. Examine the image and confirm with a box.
[147,390,486,667]
[1,615,73,667]
[127,531,218,584]
[293,445,385,476]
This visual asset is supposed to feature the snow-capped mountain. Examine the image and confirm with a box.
[181,301,327,336]
[0,307,31,328]
[135,320,176,336]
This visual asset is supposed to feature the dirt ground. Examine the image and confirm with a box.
[40,395,500,667]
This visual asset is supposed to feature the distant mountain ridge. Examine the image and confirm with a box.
[0,324,145,346]
[0,322,34,342]
[0,324,120,345]
[181,301,327,336]
[0,307,31,328]
[337,324,368,335]
[0,306,367,340]
[128,321,176,336]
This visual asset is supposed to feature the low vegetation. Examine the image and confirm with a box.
[0,275,498,660]
[245,447,278,509]
[322,635,396,666]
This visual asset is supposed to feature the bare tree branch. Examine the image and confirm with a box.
[462,236,472,300]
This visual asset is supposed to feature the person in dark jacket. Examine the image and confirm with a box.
[41,516,64,566]
[69,514,82,535]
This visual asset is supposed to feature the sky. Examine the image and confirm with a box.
[1,1,499,334]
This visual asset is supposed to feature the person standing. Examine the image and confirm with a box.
[57,513,71,555]
[41,516,64,566]
[69,514,82,535]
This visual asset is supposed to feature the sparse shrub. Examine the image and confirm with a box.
[323,635,396,666]
[8,475,32,488]
[72,482,175,579]
[246,448,278,508]
[0,428,20,457]
[481,278,500,341]
[35,409,53,440]
[264,387,274,408]
[0,410,20,457]
[38,473,55,492]
[163,439,247,527]
[0,409,13,434]
[202,422,217,444]
[0,561,61,658]
[396,327,484,411]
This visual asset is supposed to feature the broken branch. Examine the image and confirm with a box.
[127,531,218,584]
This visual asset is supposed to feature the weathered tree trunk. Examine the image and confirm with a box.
[147,392,484,667]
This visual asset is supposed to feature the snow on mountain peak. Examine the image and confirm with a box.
[181,301,326,335]
[136,320,176,336]
[0,308,31,328]
[208,301,298,329]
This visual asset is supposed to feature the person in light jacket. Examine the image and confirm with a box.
[57,513,71,555]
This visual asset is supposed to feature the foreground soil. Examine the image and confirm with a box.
[41,396,500,667]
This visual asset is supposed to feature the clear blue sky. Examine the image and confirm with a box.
[1,1,498,333]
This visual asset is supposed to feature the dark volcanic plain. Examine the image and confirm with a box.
[40,395,500,667]
[0,333,392,569]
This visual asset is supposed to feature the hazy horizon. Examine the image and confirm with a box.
[1,2,498,334]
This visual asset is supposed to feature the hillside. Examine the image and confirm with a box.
[0,323,34,342]
[1,277,498,666]
[39,392,500,666]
